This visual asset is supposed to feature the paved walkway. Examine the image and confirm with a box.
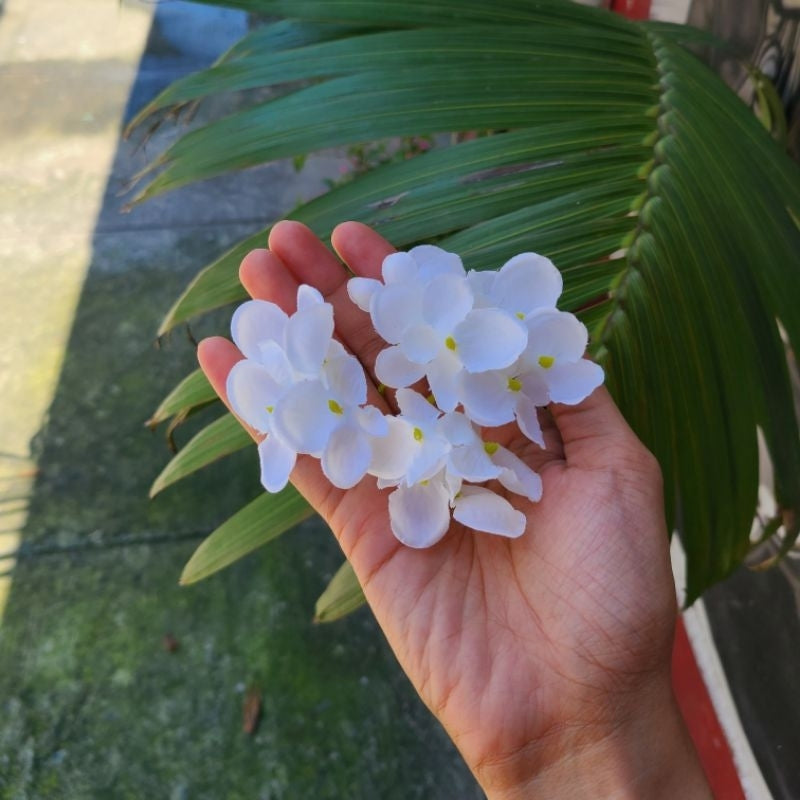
[0,2,482,796]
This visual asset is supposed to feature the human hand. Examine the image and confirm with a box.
[198,221,711,799]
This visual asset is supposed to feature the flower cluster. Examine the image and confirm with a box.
[226,285,387,492]
[346,245,603,546]
[227,246,604,549]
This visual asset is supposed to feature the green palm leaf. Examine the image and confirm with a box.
[138,0,800,604]
[150,413,251,497]
[314,560,366,623]
[180,487,314,585]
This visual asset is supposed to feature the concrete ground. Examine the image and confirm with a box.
[0,2,483,797]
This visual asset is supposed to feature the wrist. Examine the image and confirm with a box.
[476,676,712,800]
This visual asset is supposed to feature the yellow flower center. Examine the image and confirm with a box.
[328,399,344,415]
[413,427,424,442]
[265,405,274,414]
[445,336,457,351]
[538,355,555,369]
[515,311,525,320]
[483,441,499,455]
[507,377,522,392]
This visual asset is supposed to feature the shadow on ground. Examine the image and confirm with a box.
[0,4,482,797]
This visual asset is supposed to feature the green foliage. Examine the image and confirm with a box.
[138,0,800,608]
[150,413,251,497]
[314,560,366,623]
[180,487,314,584]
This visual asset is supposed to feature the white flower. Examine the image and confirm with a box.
[520,308,605,405]
[348,247,527,411]
[373,401,537,547]
[231,285,334,378]
[460,309,603,446]
[368,388,450,487]
[467,252,563,318]
[227,286,387,492]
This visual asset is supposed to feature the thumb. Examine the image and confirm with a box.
[549,385,647,469]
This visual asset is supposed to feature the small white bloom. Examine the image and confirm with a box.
[368,388,450,487]
[521,308,604,405]
[467,252,563,317]
[272,351,387,489]
[460,309,602,446]
[231,287,334,379]
[350,248,528,411]
[228,287,388,492]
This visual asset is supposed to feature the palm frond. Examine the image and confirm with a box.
[138,0,800,603]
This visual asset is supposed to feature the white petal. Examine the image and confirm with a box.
[271,380,337,454]
[466,269,496,305]
[400,323,441,364]
[515,394,545,448]
[231,300,288,361]
[371,283,422,344]
[453,487,526,538]
[382,251,418,284]
[422,273,473,332]
[286,302,334,375]
[322,426,371,489]
[525,308,588,363]
[496,253,562,315]
[388,481,451,548]
[296,283,325,310]
[454,308,527,373]
[324,353,367,407]
[448,443,502,482]
[347,277,383,311]
[406,437,448,486]
[546,360,605,405]
[257,435,296,493]
[409,245,465,283]
[254,340,294,385]
[493,447,543,502]
[519,368,550,406]
[375,345,426,388]
[426,350,463,412]
[396,387,441,426]
[460,371,516,427]
[368,417,416,481]
[438,412,478,446]
[444,469,463,502]
[377,477,400,490]
[326,339,348,360]
[226,360,284,433]
[355,405,389,437]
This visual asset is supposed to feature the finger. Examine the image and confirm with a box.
[330,221,395,279]
[196,336,259,440]
[549,385,644,469]
[239,248,297,312]
[268,220,397,403]
[268,220,348,294]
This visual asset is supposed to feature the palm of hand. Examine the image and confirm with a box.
[323,421,674,782]
[198,221,677,793]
